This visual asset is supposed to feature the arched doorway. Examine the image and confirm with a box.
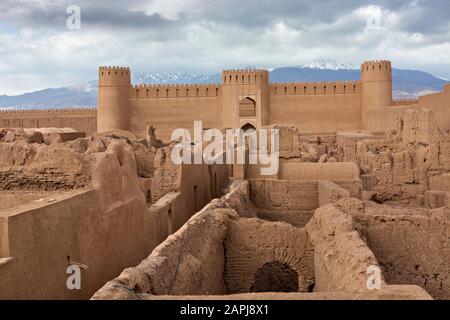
[251,261,299,293]
[239,97,256,117]
[241,123,256,133]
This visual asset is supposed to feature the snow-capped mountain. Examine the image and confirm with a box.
[135,72,221,84]
[300,58,356,70]
[68,80,98,93]
[0,61,448,109]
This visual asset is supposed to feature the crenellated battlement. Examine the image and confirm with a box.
[361,60,392,69]
[269,81,362,95]
[98,66,131,87]
[131,83,221,98]
[222,68,269,85]
[392,99,419,106]
[132,83,220,88]
[361,60,392,81]
[362,60,391,65]
[99,66,130,71]
[0,108,97,114]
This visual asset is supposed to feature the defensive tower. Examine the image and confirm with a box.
[98,66,131,132]
[221,68,270,130]
[361,60,393,129]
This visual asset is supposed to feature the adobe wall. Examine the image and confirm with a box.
[0,109,97,136]
[248,180,318,227]
[245,161,361,181]
[224,218,315,293]
[248,174,362,227]
[269,82,362,132]
[336,131,386,162]
[0,167,156,300]
[353,204,450,300]
[143,287,432,300]
[365,84,450,133]
[356,109,450,205]
[0,191,58,210]
[278,162,360,181]
[0,134,231,299]
[318,181,351,207]
[305,200,386,293]
[129,84,222,140]
[149,146,231,232]
[92,185,432,300]
[92,181,255,299]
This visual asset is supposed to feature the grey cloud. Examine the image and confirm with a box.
[1,0,448,35]
[0,0,449,94]
[0,0,175,30]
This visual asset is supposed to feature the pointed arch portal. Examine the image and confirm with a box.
[241,123,256,132]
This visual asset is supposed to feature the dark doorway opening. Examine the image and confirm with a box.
[251,261,299,293]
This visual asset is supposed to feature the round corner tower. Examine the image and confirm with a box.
[221,68,270,130]
[361,60,393,129]
[98,66,131,133]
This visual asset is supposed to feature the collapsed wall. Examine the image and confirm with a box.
[92,181,431,300]
[248,162,362,227]
[355,110,450,207]
[224,218,315,294]
[353,203,450,300]
[0,130,230,299]
[92,181,254,299]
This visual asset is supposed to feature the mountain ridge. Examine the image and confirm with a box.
[1,62,447,110]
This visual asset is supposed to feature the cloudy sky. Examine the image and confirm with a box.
[0,0,449,95]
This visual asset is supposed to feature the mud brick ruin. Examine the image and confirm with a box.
[0,60,449,300]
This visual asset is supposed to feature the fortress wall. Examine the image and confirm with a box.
[0,109,97,135]
[129,92,222,140]
[366,84,450,132]
[131,84,221,99]
[416,85,450,132]
[268,82,362,132]
[392,99,419,106]
[270,81,362,96]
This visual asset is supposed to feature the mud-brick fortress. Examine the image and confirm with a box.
[1,59,450,300]
[97,60,450,139]
[0,60,449,138]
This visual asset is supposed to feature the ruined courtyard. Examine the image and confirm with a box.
[0,61,449,300]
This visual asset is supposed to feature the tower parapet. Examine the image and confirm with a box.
[221,68,270,129]
[361,60,393,129]
[222,68,269,85]
[98,66,131,132]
